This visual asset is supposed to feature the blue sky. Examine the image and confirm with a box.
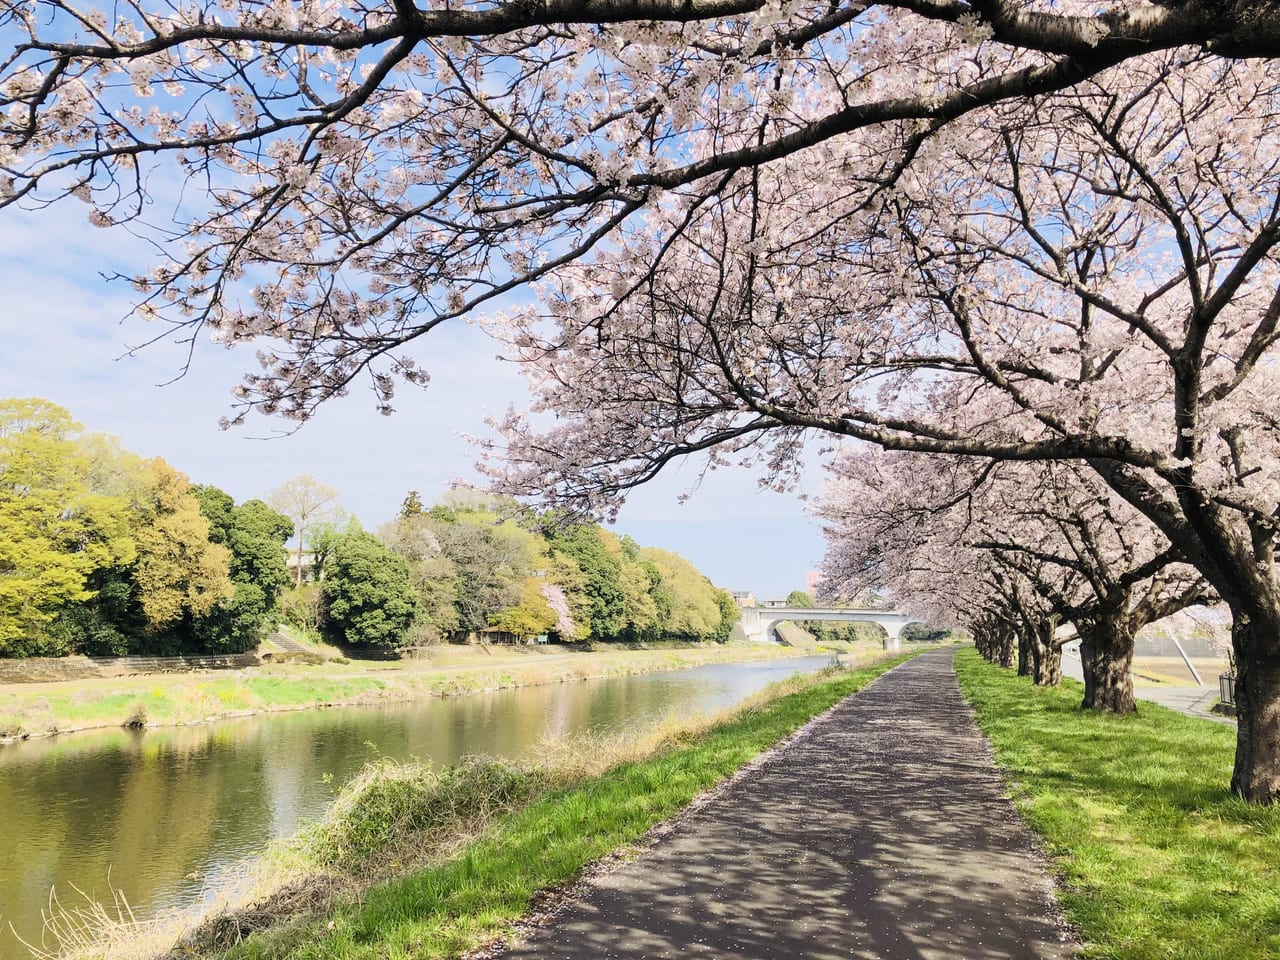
[0,204,826,600]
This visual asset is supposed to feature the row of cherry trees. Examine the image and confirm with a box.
[482,55,1280,800]
[817,451,1214,713]
[5,3,1280,800]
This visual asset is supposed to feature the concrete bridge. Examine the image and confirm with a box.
[738,605,918,650]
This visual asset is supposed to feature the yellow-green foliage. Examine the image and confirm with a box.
[486,578,557,640]
[601,530,661,632]
[0,399,134,649]
[639,546,725,638]
[126,457,234,627]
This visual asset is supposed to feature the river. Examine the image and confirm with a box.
[0,655,830,958]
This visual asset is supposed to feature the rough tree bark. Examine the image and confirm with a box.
[1230,603,1280,802]
[1077,609,1137,715]
[1017,629,1033,677]
[997,627,1016,670]
[1027,619,1062,687]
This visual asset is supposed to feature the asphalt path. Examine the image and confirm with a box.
[1059,649,1233,725]
[504,648,1077,959]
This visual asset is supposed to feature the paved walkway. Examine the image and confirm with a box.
[1060,652,1232,725]
[506,649,1076,959]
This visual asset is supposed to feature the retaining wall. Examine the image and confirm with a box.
[0,652,261,684]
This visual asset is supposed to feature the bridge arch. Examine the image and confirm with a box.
[737,606,917,651]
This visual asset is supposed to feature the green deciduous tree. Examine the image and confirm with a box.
[712,589,738,644]
[487,578,557,642]
[378,511,460,643]
[128,459,234,630]
[426,500,547,637]
[0,399,132,655]
[192,487,294,651]
[381,493,731,646]
[639,547,731,642]
[549,525,625,641]
[608,532,662,642]
[305,511,363,581]
[47,447,236,656]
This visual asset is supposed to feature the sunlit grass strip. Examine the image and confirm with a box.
[208,649,929,960]
[953,648,1280,960]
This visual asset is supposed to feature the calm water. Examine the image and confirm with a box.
[0,656,829,958]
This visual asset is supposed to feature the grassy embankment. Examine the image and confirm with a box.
[0,640,858,742]
[954,648,1280,960]
[89,647,926,960]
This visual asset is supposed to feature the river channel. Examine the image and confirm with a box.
[0,655,830,958]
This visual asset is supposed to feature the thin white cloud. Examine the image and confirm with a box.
[0,207,820,600]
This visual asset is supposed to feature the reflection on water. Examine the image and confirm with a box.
[0,656,827,957]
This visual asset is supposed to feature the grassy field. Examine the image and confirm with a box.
[0,640,867,742]
[129,648,927,960]
[954,649,1280,960]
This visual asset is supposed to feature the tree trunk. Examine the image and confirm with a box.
[294,520,306,589]
[998,627,1016,669]
[1036,636,1061,687]
[1017,630,1032,677]
[1028,620,1061,686]
[1078,612,1137,715]
[1230,609,1280,803]
[974,629,996,663]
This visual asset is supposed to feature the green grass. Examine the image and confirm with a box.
[0,676,388,734]
[206,650,927,959]
[954,648,1280,960]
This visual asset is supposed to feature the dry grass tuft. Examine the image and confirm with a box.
[14,884,185,960]
[171,876,352,956]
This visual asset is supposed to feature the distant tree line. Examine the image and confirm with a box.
[302,489,738,649]
[0,399,737,657]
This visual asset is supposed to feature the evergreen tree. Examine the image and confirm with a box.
[320,532,419,648]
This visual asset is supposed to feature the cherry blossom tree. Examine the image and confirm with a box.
[820,449,1213,711]
[6,5,1280,799]
[486,57,1280,799]
[818,466,1035,671]
[1,1,1277,414]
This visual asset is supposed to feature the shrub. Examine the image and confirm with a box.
[298,757,547,870]
[122,702,148,729]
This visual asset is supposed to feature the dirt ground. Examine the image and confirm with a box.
[1131,655,1230,686]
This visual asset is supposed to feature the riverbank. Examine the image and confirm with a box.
[955,649,1280,960]
[57,647,928,960]
[30,647,921,960]
[0,641,859,743]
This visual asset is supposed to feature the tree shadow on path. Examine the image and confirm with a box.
[503,649,1077,959]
